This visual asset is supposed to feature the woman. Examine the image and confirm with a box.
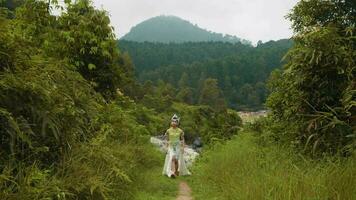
[162,114,191,178]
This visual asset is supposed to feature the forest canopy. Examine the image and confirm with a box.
[119,39,293,110]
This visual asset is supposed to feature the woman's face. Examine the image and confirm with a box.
[171,121,178,128]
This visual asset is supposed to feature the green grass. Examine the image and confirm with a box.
[133,146,179,200]
[188,132,356,200]
[134,167,178,200]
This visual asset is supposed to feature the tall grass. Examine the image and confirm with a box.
[188,132,356,200]
[134,164,178,200]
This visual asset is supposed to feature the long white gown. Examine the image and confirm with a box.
[162,141,191,177]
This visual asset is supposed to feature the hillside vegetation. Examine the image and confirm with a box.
[121,15,251,44]
[120,39,293,110]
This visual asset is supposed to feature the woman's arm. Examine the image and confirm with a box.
[164,130,169,147]
[180,131,185,148]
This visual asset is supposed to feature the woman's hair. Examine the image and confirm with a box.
[171,114,180,125]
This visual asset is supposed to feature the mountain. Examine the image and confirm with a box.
[121,15,251,45]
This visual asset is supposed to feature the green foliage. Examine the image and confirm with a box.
[119,40,252,72]
[0,0,23,11]
[133,161,178,200]
[0,1,168,199]
[266,0,355,155]
[120,39,293,110]
[198,78,226,112]
[189,132,356,200]
[121,15,251,44]
[176,87,194,104]
[128,81,243,144]
[287,0,356,33]
[4,0,354,199]
[50,0,134,99]
[0,5,101,165]
[0,2,242,198]
[0,60,101,163]
[165,103,242,144]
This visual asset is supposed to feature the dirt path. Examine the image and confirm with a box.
[176,181,193,200]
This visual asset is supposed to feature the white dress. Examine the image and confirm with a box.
[162,131,191,177]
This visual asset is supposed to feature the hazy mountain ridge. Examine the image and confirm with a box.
[121,15,251,45]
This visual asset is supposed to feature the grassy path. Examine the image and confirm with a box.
[176,181,192,200]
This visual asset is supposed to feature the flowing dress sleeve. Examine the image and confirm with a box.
[162,129,173,176]
[178,130,191,175]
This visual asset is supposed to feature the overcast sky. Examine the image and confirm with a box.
[92,0,299,44]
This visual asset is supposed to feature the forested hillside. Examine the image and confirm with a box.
[120,39,293,110]
[121,15,251,44]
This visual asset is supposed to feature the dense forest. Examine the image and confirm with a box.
[0,0,355,199]
[121,15,251,44]
[120,39,293,109]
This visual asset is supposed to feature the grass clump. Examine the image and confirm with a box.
[189,132,356,200]
[134,164,178,200]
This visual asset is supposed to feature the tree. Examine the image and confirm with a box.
[48,0,135,99]
[0,0,103,185]
[287,0,356,33]
[117,52,137,96]
[199,78,226,111]
[267,0,356,154]
[238,83,253,105]
[178,72,189,89]
[176,87,194,104]
[255,81,266,104]
[143,80,154,95]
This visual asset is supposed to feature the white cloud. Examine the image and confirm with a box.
[92,0,299,44]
